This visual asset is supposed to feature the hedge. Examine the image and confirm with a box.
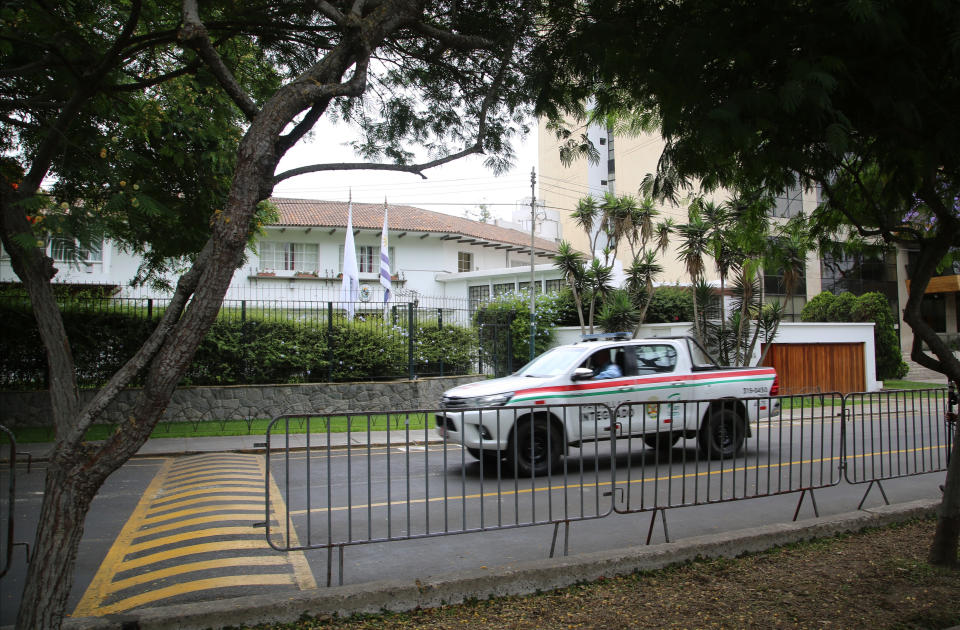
[0,300,479,390]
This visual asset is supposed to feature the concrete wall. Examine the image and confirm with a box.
[0,375,482,428]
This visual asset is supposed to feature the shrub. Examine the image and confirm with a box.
[475,291,564,375]
[800,290,908,380]
[596,289,639,333]
[0,299,479,389]
[799,291,835,322]
[643,286,694,323]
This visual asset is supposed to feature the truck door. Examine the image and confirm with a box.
[622,343,696,437]
[575,345,634,440]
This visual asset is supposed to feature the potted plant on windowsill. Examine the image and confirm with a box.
[294,270,319,278]
[256,270,276,277]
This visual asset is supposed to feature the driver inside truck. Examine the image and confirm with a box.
[587,348,622,379]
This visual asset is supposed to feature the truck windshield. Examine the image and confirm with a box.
[515,346,586,378]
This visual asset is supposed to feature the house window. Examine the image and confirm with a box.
[821,248,898,316]
[358,246,376,274]
[340,245,395,274]
[518,281,542,294]
[493,282,514,296]
[260,241,319,272]
[458,251,473,273]
[468,284,489,313]
[545,279,564,293]
[49,237,103,263]
[773,184,804,219]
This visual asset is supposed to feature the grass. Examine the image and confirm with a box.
[882,379,950,390]
[6,413,429,444]
[244,518,960,630]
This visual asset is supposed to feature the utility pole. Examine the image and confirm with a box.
[529,167,537,362]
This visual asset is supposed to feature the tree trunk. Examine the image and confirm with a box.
[929,419,960,567]
[16,451,100,629]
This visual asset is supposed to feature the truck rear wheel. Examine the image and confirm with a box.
[643,432,680,455]
[507,416,562,477]
[466,447,502,467]
[698,405,745,459]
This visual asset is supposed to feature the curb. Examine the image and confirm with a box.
[61,498,941,630]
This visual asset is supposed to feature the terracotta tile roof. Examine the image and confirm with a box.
[269,197,560,254]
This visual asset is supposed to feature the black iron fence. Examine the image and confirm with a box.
[0,295,519,389]
[265,388,954,585]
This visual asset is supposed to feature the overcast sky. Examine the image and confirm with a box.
[272,119,539,223]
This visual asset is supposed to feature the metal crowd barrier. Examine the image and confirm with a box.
[609,394,844,539]
[843,388,951,507]
[265,404,615,582]
[263,388,952,584]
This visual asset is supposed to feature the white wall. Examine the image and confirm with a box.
[551,321,880,392]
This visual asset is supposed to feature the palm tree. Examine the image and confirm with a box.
[553,241,587,334]
[584,258,614,333]
[626,250,663,338]
[675,203,710,343]
[701,200,738,363]
[655,218,674,255]
[571,196,602,256]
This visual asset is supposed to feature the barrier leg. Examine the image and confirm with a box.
[645,508,670,545]
[856,479,890,510]
[792,489,820,521]
[549,520,571,558]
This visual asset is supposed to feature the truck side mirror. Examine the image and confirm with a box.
[572,367,594,381]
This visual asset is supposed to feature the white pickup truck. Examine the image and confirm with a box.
[437,334,779,475]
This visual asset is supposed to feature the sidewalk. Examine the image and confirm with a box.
[8,430,447,463]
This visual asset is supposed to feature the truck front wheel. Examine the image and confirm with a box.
[698,405,745,459]
[507,416,563,476]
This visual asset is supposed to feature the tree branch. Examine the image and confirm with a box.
[67,244,212,447]
[411,21,497,51]
[110,61,200,92]
[276,100,331,155]
[311,1,347,26]
[179,0,259,121]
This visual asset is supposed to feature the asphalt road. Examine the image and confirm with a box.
[0,407,950,626]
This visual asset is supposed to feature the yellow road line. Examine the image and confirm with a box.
[263,455,317,590]
[164,469,261,484]
[139,513,266,536]
[147,493,262,511]
[128,527,265,554]
[142,504,262,526]
[150,487,262,506]
[156,479,262,492]
[105,556,288,592]
[73,453,316,617]
[91,575,294,616]
[73,458,175,617]
[287,444,943,517]
[115,540,272,573]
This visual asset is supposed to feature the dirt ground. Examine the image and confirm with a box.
[257,518,960,629]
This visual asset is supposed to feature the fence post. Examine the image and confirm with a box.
[147,298,152,320]
[327,302,334,382]
[506,310,514,374]
[241,300,246,322]
[437,308,444,377]
[408,302,415,380]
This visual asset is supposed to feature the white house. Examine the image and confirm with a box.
[0,197,568,304]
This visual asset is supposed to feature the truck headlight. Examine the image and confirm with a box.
[474,392,513,407]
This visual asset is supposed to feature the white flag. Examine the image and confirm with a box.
[379,199,392,304]
[340,198,359,320]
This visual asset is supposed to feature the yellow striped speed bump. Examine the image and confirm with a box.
[73,453,315,617]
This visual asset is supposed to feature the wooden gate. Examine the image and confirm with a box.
[761,343,866,394]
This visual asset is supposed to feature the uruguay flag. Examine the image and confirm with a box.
[379,199,392,304]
